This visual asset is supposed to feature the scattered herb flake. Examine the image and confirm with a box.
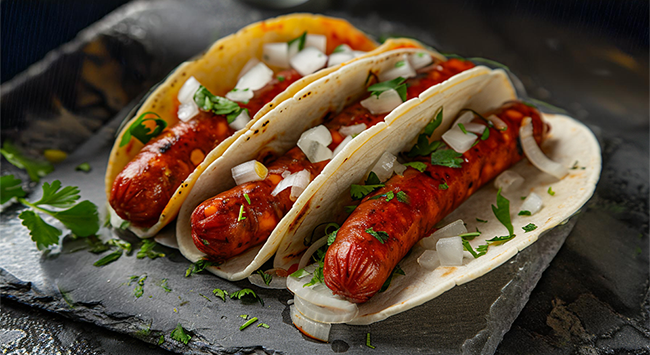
[403,161,427,172]
[213,288,227,301]
[350,183,384,200]
[458,123,468,134]
[481,127,490,140]
[521,196,527,200]
[379,265,405,292]
[326,229,338,246]
[407,135,442,158]
[238,205,246,221]
[522,223,537,232]
[344,205,357,213]
[277,75,285,82]
[366,333,376,349]
[518,210,532,216]
[230,288,263,306]
[158,335,164,345]
[290,268,310,279]
[193,86,244,124]
[244,193,251,205]
[240,317,258,331]
[185,259,219,277]
[365,171,382,185]
[366,227,389,244]
[93,249,123,267]
[287,31,307,51]
[159,279,172,292]
[486,235,515,244]
[396,191,409,203]
[132,275,147,298]
[491,188,514,236]
[476,218,488,223]
[439,182,449,190]
[395,60,406,68]
[256,270,273,285]
[459,232,481,240]
[136,239,164,259]
[257,323,270,329]
[75,162,91,173]
[199,293,212,302]
[170,323,191,345]
[548,187,555,196]
[462,239,485,258]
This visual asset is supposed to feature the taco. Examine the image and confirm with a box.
[104,13,421,238]
[176,46,484,280]
[279,67,600,341]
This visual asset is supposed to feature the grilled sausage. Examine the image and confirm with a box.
[191,58,476,262]
[109,69,302,227]
[323,102,546,303]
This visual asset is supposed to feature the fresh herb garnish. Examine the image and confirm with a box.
[290,268,310,279]
[396,191,409,203]
[518,210,532,216]
[185,259,219,277]
[403,161,427,172]
[485,235,515,244]
[213,288,227,301]
[366,227,389,244]
[430,149,464,168]
[459,232,481,240]
[171,323,191,345]
[158,335,164,345]
[326,228,339,246]
[0,141,54,182]
[439,182,449,190]
[350,183,384,200]
[344,205,357,213]
[369,191,395,202]
[458,123,468,134]
[256,270,272,285]
[476,218,488,223]
[367,76,407,101]
[407,107,444,157]
[119,112,168,147]
[238,205,246,221]
[257,323,270,329]
[287,31,307,51]
[521,196,527,200]
[130,275,147,298]
[379,265,405,292]
[137,239,165,259]
[332,44,347,53]
[230,288,263,306]
[244,193,251,205]
[462,239,485,258]
[159,279,172,292]
[366,333,376,349]
[548,187,555,196]
[93,249,123,267]
[75,163,91,173]
[395,60,406,68]
[522,223,537,232]
[481,127,490,140]
[492,188,514,237]
[193,86,244,124]
[1,175,26,204]
[240,317,259,331]
[276,75,285,82]
[199,293,212,302]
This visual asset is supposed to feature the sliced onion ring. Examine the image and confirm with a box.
[520,116,568,179]
[231,160,268,185]
[294,295,358,324]
[290,305,331,342]
[488,114,508,130]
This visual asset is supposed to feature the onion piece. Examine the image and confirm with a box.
[178,76,201,104]
[225,88,254,103]
[290,170,311,201]
[287,264,358,314]
[339,123,367,137]
[237,58,260,80]
[464,123,487,135]
[371,151,398,182]
[360,89,403,115]
[290,305,331,342]
[298,125,334,163]
[290,47,327,76]
[178,102,199,122]
[263,42,289,68]
[520,192,543,215]
[327,52,354,67]
[494,170,525,193]
[379,54,416,82]
[305,34,327,53]
[294,295,358,324]
[421,219,467,249]
[442,129,477,154]
[392,160,407,176]
[453,111,475,127]
[409,52,433,70]
[231,160,268,185]
[299,236,328,270]
[520,117,568,179]
[234,62,273,91]
[333,44,353,53]
[488,114,508,130]
[248,272,287,289]
[298,125,333,147]
[302,141,333,163]
[228,109,251,130]
[271,170,311,198]
[417,250,440,270]
[332,135,353,157]
[436,236,464,266]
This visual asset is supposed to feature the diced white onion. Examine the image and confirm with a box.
[271,170,311,198]
[520,192,543,215]
[290,47,328,76]
[488,114,508,130]
[520,117,568,179]
[237,58,260,80]
[299,236,328,270]
[464,123,487,135]
[298,125,332,147]
[339,123,367,137]
[177,102,199,122]
[334,44,353,53]
[454,111,475,127]
[178,76,201,104]
[225,88,254,103]
[231,160,268,185]
[409,52,433,70]
[494,170,525,193]
[421,219,467,249]
[290,170,311,201]
[288,39,301,59]
[392,160,407,176]
[287,264,358,314]
[228,109,251,130]
[305,34,327,53]
[290,305,331,342]
[247,272,287,289]
[263,42,289,68]
[417,250,440,270]
[234,62,273,91]
[282,170,291,179]
[371,151,398,182]
[302,141,333,163]
[379,54,416,82]
[436,236,464,266]
[327,52,355,67]
[360,89,403,115]
[442,129,477,154]
[298,125,334,163]
[332,135,353,157]
[294,295,358,324]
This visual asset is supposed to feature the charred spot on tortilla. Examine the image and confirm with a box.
[288,198,312,233]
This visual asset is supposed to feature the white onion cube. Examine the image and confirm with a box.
[301,141,333,163]
[494,170,525,193]
[442,129,477,154]
[327,52,355,67]
[436,236,464,266]
[305,34,327,53]
[228,109,251,131]
[520,192,543,215]
[177,76,201,104]
[417,250,440,270]
[409,52,433,70]
[421,219,467,249]
[371,151,398,182]
[235,62,273,91]
[379,55,416,82]
[272,170,311,197]
[177,102,199,122]
[464,123,487,135]
[360,89,403,115]
[338,123,366,137]
[237,58,260,80]
[454,111,475,126]
[290,47,327,76]
[225,88,254,103]
[298,125,332,149]
[263,42,289,68]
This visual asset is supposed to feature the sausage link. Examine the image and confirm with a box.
[323,102,546,303]
[109,69,302,227]
[190,58,476,260]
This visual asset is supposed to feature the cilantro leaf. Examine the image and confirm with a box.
[93,249,123,267]
[396,191,409,203]
[1,175,26,204]
[276,75,285,82]
[368,77,407,101]
[481,127,490,140]
[344,205,357,213]
[0,141,54,182]
[403,161,427,172]
[425,107,444,136]
[462,239,483,258]
[365,171,382,185]
[137,239,165,259]
[439,182,449,190]
[32,180,80,208]
[38,201,99,237]
[119,112,167,147]
[458,123,468,134]
[366,227,389,244]
[303,261,324,288]
[407,135,442,157]
[230,288,263,306]
[485,235,515,244]
[256,270,273,285]
[518,210,531,216]
[326,228,338,246]
[171,323,191,345]
[332,44,346,53]
[350,183,384,200]
[430,149,464,168]
[379,265,405,292]
[19,210,61,250]
[185,259,219,277]
[491,188,514,236]
[75,162,91,173]
[476,218,488,223]
[287,31,307,51]
[213,288,227,301]
[522,223,538,232]
[193,86,244,124]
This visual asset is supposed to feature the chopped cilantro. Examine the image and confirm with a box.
[365,171,381,185]
[119,112,168,147]
[481,127,490,140]
[158,335,164,345]
[131,275,147,298]
[303,260,324,288]
[425,107,444,136]
[521,196,527,200]
[193,86,244,124]
[256,270,273,285]
[239,317,258,331]
[159,279,172,292]
[485,235,515,244]
[185,259,219,277]
[290,268,310,279]
[403,161,427,172]
[459,232,481,240]
[458,123,468,134]
[369,191,395,202]
[75,162,91,173]
[570,161,579,170]
[244,193,251,205]
[137,239,164,259]
[257,323,270,329]
[332,44,347,53]
[213,288,227,301]
[396,191,409,203]
[230,288,263,306]
[93,249,123,267]
[462,239,485,258]
[1,175,26,204]
[0,141,54,182]
[548,187,555,196]
[367,76,407,101]
[238,205,246,221]
[344,205,357,213]
[287,31,307,51]
[518,210,531,216]
[430,149,463,168]
[326,228,338,246]
[379,265,405,292]
[439,182,448,190]
[491,188,514,237]
[199,293,212,302]
[395,60,406,68]
[476,218,488,223]
[276,75,285,82]
[406,107,444,157]
[522,223,537,232]
[366,333,375,349]
[351,183,384,200]
[366,227,389,244]
[170,323,191,345]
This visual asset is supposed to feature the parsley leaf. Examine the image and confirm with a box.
[185,259,219,277]
[75,162,91,173]
[1,175,26,204]
[0,141,54,182]
[366,227,389,244]
[213,288,227,301]
[303,260,325,288]
[193,86,244,124]
[518,210,531,216]
[19,210,61,250]
[379,265,405,292]
[430,149,464,168]
[326,229,338,246]
[93,249,123,267]
[119,112,167,147]
[491,188,514,237]
[171,323,191,345]
[137,239,165,259]
[256,270,272,285]
[403,161,427,172]
[522,223,538,232]
[350,183,384,200]
[396,191,409,203]
[32,180,79,208]
[368,77,407,101]
[230,288,263,306]
[40,201,99,237]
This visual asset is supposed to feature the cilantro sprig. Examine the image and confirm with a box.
[119,112,168,147]
[366,227,389,244]
[171,323,192,345]
[367,77,407,101]
[350,172,384,200]
[194,86,245,124]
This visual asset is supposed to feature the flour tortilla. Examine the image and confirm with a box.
[104,14,425,238]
